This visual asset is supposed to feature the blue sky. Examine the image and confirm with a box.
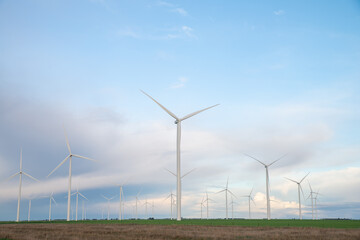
[0,0,360,221]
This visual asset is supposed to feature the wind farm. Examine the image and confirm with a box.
[0,0,359,239]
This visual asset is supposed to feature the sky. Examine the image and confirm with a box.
[0,0,360,221]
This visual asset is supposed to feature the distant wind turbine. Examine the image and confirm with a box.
[71,188,88,221]
[216,177,236,220]
[47,126,96,221]
[135,189,142,220]
[101,194,116,220]
[244,153,286,220]
[143,199,151,219]
[115,181,127,220]
[307,181,316,220]
[47,192,57,221]
[142,90,219,221]
[202,191,214,220]
[285,172,310,220]
[164,191,176,220]
[5,148,39,222]
[241,188,256,219]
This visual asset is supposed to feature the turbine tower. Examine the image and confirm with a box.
[241,188,256,219]
[216,177,236,220]
[71,188,88,221]
[141,90,218,221]
[244,153,286,220]
[47,127,96,221]
[5,148,39,222]
[285,172,309,220]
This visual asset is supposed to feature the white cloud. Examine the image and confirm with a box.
[173,8,187,16]
[274,10,285,16]
[171,77,188,89]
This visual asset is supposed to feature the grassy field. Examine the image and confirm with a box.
[1,219,359,239]
[1,219,359,229]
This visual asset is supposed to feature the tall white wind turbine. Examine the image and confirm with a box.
[202,191,213,220]
[71,188,88,221]
[216,177,236,220]
[285,172,310,220]
[241,188,256,219]
[142,90,219,221]
[102,194,116,220]
[5,148,40,222]
[47,127,96,221]
[244,153,286,220]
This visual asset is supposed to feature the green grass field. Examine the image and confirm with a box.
[1,219,359,229]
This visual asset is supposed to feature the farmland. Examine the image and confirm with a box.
[0,219,359,239]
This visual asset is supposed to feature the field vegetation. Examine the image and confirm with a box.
[0,219,359,239]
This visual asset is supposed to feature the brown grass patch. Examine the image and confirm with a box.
[0,223,359,239]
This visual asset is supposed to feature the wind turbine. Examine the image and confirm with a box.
[5,148,40,222]
[216,177,236,219]
[143,199,151,219]
[244,153,286,220]
[115,182,126,220]
[313,190,322,220]
[202,191,214,220]
[101,194,116,220]
[307,181,316,220]
[229,195,239,219]
[71,188,88,221]
[47,192,57,221]
[47,127,96,221]
[142,90,219,221]
[164,191,176,220]
[151,201,155,218]
[285,172,310,220]
[27,196,36,222]
[135,189,142,220]
[199,196,205,219]
[241,188,256,219]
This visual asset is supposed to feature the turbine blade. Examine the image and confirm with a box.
[164,168,176,177]
[180,104,219,121]
[47,156,70,177]
[284,177,298,184]
[226,176,229,189]
[243,153,266,166]
[251,198,256,206]
[20,148,23,171]
[216,189,226,194]
[250,187,254,196]
[72,154,97,162]
[63,125,72,154]
[79,192,88,200]
[52,197,57,205]
[228,190,237,198]
[71,192,76,196]
[140,90,179,120]
[308,180,313,192]
[300,185,306,201]
[181,168,196,179]
[268,154,287,167]
[4,172,19,182]
[22,172,40,182]
[300,172,310,183]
